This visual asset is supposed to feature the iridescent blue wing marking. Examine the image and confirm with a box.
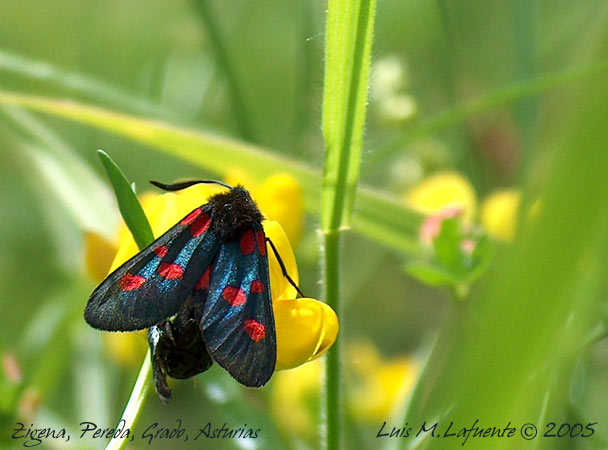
[201,224,276,387]
[85,206,221,331]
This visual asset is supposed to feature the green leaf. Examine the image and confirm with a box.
[407,223,493,292]
[465,234,493,283]
[405,262,458,287]
[432,217,462,273]
[97,150,154,249]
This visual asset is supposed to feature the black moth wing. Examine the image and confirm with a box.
[84,204,221,331]
[201,222,276,387]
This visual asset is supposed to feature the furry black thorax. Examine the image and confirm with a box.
[207,186,263,240]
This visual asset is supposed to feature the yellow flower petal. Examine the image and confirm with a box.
[349,357,419,421]
[263,220,299,300]
[405,171,477,223]
[480,189,521,241]
[84,231,118,281]
[346,340,382,376]
[103,331,147,367]
[256,174,303,245]
[274,298,339,370]
[224,168,258,191]
[308,301,339,361]
[270,359,321,436]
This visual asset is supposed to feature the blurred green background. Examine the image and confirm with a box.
[1,0,608,449]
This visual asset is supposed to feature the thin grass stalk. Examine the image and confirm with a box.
[192,0,255,141]
[320,0,377,448]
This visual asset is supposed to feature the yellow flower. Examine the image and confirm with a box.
[270,341,418,437]
[83,231,117,281]
[480,189,521,241]
[405,171,477,223]
[347,341,419,422]
[85,180,336,372]
[256,219,338,370]
[270,359,321,438]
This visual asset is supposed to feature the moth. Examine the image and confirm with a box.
[84,180,301,402]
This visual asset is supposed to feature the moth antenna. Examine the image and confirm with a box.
[266,237,305,298]
[150,180,233,192]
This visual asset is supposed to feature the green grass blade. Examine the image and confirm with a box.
[320,1,376,450]
[514,0,538,175]
[97,150,154,249]
[2,121,111,275]
[96,152,155,450]
[321,0,376,231]
[399,72,608,450]
[364,61,608,174]
[0,91,422,256]
[0,107,117,237]
[0,50,168,118]
[191,0,255,141]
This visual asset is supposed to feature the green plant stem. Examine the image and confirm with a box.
[105,352,152,450]
[321,0,376,449]
[192,0,255,141]
[323,230,342,450]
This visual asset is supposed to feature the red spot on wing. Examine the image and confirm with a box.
[195,266,212,290]
[244,319,266,342]
[221,286,247,306]
[256,231,266,256]
[181,208,202,226]
[154,246,168,258]
[240,230,255,255]
[250,280,264,293]
[120,273,146,291]
[158,263,184,279]
[191,213,210,237]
